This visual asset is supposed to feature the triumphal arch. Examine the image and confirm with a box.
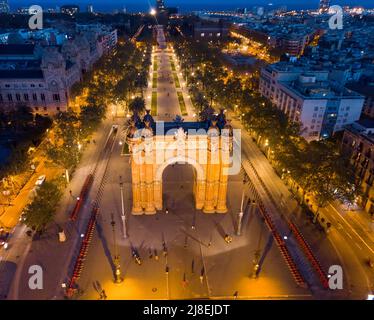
[126,112,235,215]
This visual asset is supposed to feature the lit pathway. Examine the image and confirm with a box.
[147,25,194,122]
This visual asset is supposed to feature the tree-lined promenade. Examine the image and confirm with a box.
[172,37,358,215]
[1,40,151,233]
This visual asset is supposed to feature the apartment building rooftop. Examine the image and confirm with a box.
[345,118,374,144]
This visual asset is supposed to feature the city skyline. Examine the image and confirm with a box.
[6,0,374,12]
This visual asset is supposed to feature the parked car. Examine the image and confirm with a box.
[0,228,10,249]
[35,175,46,186]
[19,211,27,223]
[224,234,233,244]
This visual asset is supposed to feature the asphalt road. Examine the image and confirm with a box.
[230,115,374,299]
[2,117,117,300]
[73,29,312,300]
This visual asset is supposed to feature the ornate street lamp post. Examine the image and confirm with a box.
[237,176,248,236]
[119,176,128,238]
[110,214,123,284]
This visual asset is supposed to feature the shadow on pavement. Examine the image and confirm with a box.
[0,261,17,300]
[258,234,274,273]
[95,219,115,275]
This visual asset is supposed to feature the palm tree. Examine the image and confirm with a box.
[128,97,146,116]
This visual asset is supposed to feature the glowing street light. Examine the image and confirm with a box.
[150,8,156,15]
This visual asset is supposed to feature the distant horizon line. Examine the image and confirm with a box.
[7,3,374,14]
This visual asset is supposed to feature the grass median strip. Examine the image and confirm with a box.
[152,72,158,89]
[177,92,188,116]
[173,73,180,88]
[151,92,157,115]
[154,58,158,71]
[170,60,176,71]
[122,142,130,155]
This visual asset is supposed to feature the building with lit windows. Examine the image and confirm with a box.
[319,0,330,12]
[60,4,80,16]
[342,119,374,216]
[0,0,10,14]
[193,22,229,41]
[259,62,365,141]
[0,27,112,115]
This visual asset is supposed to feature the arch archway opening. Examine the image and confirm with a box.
[161,163,197,212]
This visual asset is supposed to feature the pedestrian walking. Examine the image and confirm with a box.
[208,234,212,247]
[182,272,188,288]
[154,249,159,261]
[191,259,195,274]
[163,245,168,257]
[199,267,205,283]
[101,289,107,300]
[149,248,153,259]
[233,291,238,299]
[69,190,72,196]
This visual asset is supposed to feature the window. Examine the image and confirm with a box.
[33,93,37,101]
[56,107,60,111]
[314,107,319,111]
[5,84,10,88]
[41,93,45,101]
[24,94,29,101]
[35,107,39,111]
[53,94,60,101]
[313,113,317,117]
[31,84,35,87]
[201,33,205,37]
[16,94,21,101]
[0,94,2,101]
[43,107,47,111]
[7,94,12,101]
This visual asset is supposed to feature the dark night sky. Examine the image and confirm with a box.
[8,1,374,12]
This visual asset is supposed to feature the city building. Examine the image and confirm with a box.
[231,19,318,57]
[0,44,80,115]
[60,4,80,16]
[319,0,330,13]
[0,28,68,45]
[0,25,113,115]
[76,24,118,54]
[156,0,166,13]
[342,119,374,216]
[16,7,30,15]
[193,21,229,41]
[0,0,9,14]
[346,78,374,119]
[259,61,365,141]
[87,4,94,14]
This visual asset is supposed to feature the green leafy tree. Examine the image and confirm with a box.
[46,111,80,178]
[79,105,106,138]
[24,181,62,233]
